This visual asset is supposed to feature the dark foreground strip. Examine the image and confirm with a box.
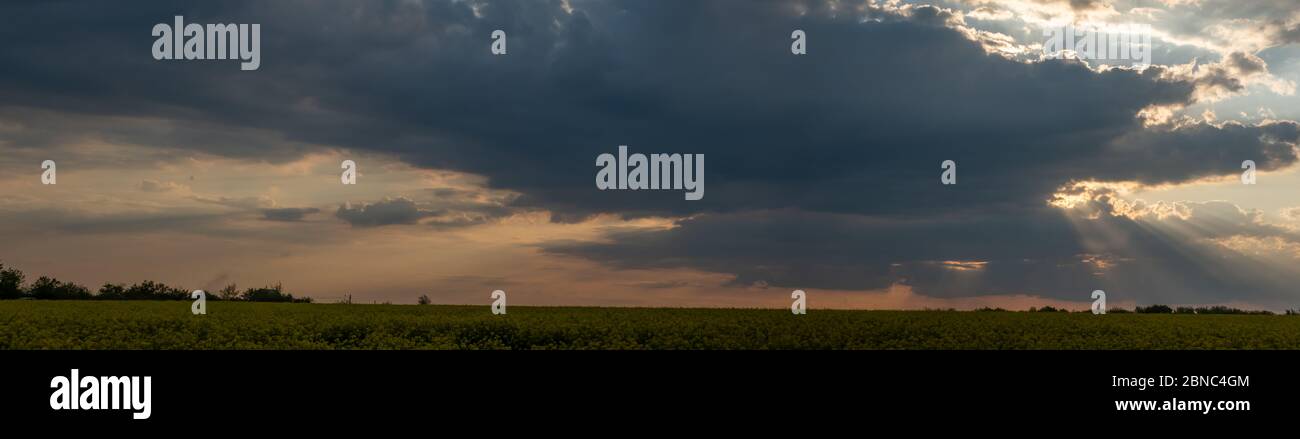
[1,350,1293,429]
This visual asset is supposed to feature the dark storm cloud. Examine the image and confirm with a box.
[545,200,1300,305]
[544,207,1084,291]
[1279,22,1300,44]
[4,0,1286,217]
[0,0,1247,216]
[3,0,1300,304]
[1086,121,1299,185]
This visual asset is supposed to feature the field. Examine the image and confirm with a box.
[2,301,1300,349]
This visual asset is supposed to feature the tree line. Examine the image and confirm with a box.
[0,262,310,303]
[984,304,1298,315]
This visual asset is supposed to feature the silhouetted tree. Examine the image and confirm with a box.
[217,283,241,301]
[0,263,24,300]
[96,283,126,299]
[418,294,431,305]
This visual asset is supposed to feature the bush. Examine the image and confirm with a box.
[1136,304,1173,314]
[97,280,189,300]
[0,263,319,304]
[96,283,125,299]
[241,283,310,303]
[1192,306,1272,315]
[217,284,241,301]
[28,276,92,300]
[418,294,432,305]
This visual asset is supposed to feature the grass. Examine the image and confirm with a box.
[1,301,1299,349]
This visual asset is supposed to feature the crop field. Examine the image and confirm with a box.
[2,301,1300,349]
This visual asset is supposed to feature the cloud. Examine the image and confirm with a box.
[139,179,188,193]
[1281,206,1300,221]
[0,207,228,236]
[189,194,276,210]
[334,190,520,228]
[3,0,1300,307]
[543,208,1083,293]
[261,207,321,222]
[1160,52,1297,102]
[546,194,1300,306]
[335,197,435,227]
[1282,22,1300,44]
[0,1,1205,217]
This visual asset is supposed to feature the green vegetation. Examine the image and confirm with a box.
[3,262,1298,350]
[3,301,1300,349]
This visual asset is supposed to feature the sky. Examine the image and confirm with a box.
[1,0,1299,310]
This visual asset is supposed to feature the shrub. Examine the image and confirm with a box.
[28,276,92,300]
[1136,304,1173,314]
[217,283,241,301]
[97,280,189,300]
[1191,306,1272,315]
[241,283,310,303]
[96,283,125,299]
